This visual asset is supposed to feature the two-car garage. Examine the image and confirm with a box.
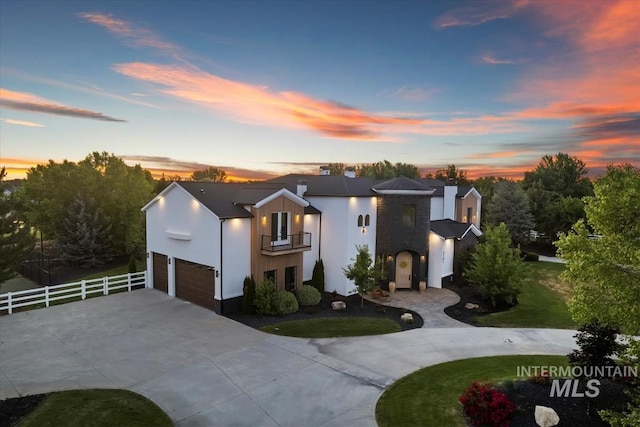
[152,252,216,311]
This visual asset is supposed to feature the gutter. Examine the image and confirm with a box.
[219,218,225,314]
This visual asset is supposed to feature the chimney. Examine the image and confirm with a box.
[344,166,356,178]
[319,166,330,176]
[297,179,308,197]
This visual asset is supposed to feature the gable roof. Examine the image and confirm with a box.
[372,176,435,195]
[265,174,378,197]
[430,219,482,239]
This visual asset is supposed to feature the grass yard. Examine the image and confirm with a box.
[79,260,146,281]
[375,355,568,427]
[476,261,576,329]
[16,389,172,427]
[259,317,400,338]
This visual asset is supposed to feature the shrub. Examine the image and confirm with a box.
[127,254,137,273]
[242,276,256,314]
[568,321,622,375]
[528,370,552,385]
[311,259,325,293]
[521,251,539,262]
[296,285,321,306]
[254,278,278,316]
[275,291,299,315]
[459,381,515,427]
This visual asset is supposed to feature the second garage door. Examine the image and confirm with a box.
[175,258,216,311]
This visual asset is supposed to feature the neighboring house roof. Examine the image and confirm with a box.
[431,219,482,239]
[265,174,378,197]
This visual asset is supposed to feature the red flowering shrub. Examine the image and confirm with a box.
[459,381,515,427]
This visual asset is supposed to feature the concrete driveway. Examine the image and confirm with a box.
[0,289,577,426]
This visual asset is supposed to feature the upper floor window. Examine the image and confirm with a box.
[402,204,416,227]
[357,215,363,227]
[365,214,370,226]
[466,207,472,223]
[271,211,289,244]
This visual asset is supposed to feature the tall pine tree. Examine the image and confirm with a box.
[56,195,112,268]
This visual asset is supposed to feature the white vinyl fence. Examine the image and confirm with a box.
[0,271,147,315]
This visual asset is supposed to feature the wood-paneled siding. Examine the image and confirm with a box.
[456,195,478,225]
[250,196,305,291]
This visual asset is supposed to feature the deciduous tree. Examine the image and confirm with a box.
[0,168,35,283]
[464,223,529,307]
[190,166,227,182]
[343,245,383,308]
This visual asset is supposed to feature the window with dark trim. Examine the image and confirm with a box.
[466,207,473,223]
[402,204,416,227]
[270,211,289,244]
[357,215,363,227]
[365,214,370,226]
[284,266,297,292]
[264,269,277,285]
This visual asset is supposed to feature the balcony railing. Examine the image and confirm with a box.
[261,232,312,255]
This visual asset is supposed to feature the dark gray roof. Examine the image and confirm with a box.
[372,176,432,192]
[457,186,473,198]
[177,181,321,219]
[430,219,475,239]
[178,182,253,219]
[265,174,379,197]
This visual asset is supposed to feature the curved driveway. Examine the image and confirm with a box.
[0,289,576,426]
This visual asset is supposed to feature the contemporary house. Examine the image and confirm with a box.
[142,169,482,313]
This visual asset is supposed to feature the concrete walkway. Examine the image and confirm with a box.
[0,290,577,426]
[367,287,471,328]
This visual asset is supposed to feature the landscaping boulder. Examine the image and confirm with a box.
[331,301,346,311]
[401,312,414,323]
[464,303,480,309]
[534,405,559,427]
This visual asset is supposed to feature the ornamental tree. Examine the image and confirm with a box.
[343,245,383,308]
[464,223,529,307]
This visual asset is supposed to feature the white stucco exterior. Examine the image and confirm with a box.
[143,183,251,302]
[305,196,377,295]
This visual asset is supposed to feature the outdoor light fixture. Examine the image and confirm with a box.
[387,255,393,262]
[361,227,366,234]
[420,255,426,263]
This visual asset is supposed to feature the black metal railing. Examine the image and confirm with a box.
[261,232,311,253]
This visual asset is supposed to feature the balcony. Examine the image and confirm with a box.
[261,232,312,256]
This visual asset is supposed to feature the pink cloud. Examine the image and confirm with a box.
[1,118,45,128]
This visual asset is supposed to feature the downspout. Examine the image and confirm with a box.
[318,213,322,260]
[219,218,226,314]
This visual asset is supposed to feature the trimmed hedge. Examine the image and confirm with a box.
[296,285,322,306]
[275,291,299,315]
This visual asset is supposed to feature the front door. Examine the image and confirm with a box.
[395,251,412,289]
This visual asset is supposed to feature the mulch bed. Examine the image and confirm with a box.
[0,393,45,427]
[443,282,507,326]
[225,292,424,331]
[499,379,636,426]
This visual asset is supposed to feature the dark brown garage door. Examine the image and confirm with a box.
[175,259,216,310]
[153,253,168,293]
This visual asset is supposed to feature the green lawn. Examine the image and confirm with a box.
[259,317,401,338]
[476,261,576,329]
[18,389,172,427]
[376,355,568,427]
[79,260,146,281]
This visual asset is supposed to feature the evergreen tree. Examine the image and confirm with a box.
[0,169,35,283]
[485,181,535,246]
[56,195,112,268]
[311,259,325,293]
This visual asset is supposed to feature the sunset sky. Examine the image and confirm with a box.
[1,0,638,181]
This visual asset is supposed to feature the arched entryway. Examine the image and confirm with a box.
[395,251,413,289]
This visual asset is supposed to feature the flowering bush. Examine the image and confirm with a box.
[459,381,515,427]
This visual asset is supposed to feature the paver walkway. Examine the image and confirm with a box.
[0,289,577,426]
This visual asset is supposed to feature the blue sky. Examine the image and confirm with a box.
[1,0,638,180]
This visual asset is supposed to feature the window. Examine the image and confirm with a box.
[285,266,297,292]
[264,269,277,284]
[466,207,473,223]
[402,204,416,227]
[365,214,370,226]
[357,215,363,227]
[270,212,289,244]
